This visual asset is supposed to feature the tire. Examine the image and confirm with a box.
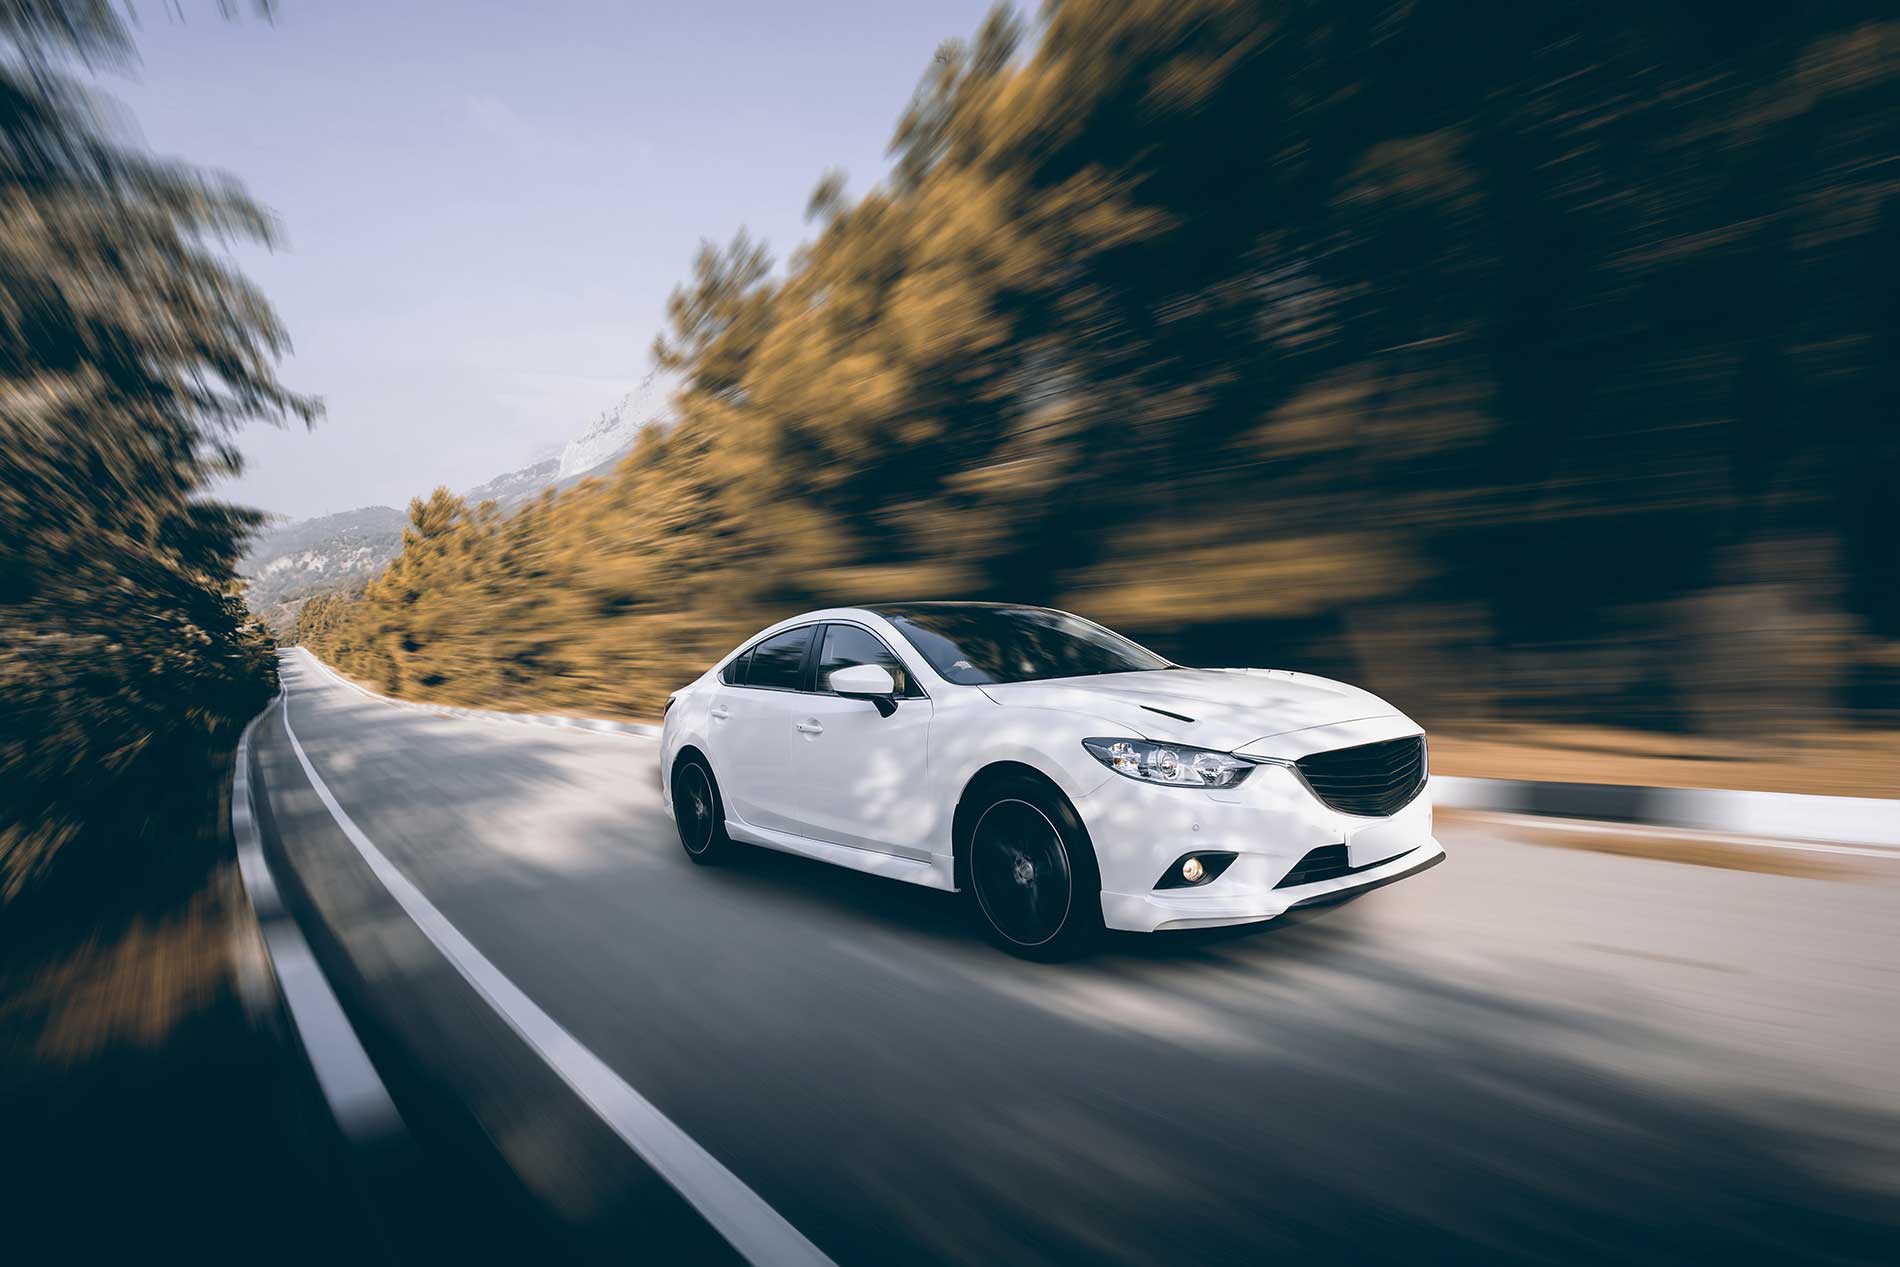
[672,754,736,866]
[961,773,1102,961]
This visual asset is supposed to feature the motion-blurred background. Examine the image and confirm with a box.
[292,2,1900,743]
[2,0,1898,1260]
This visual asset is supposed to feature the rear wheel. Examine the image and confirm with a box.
[672,755,734,865]
[963,775,1101,960]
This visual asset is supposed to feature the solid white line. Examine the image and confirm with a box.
[277,665,835,1267]
[1449,809,1900,859]
[232,701,405,1144]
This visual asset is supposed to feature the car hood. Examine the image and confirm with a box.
[977,668,1407,752]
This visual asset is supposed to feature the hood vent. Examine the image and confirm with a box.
[1140,704,1196,724]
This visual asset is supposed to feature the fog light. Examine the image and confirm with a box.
[1155,850,1237,889]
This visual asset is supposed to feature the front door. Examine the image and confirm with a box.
[782,622,934,858]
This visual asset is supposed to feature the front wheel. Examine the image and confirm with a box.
[672,755,735,865]
[964,776,1102,960]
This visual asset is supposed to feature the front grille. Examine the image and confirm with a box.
[1295,735,1426,818]
[1273,843,1420,889]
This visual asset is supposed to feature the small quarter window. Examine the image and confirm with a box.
[746,626,815,691]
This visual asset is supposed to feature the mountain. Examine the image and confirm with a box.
[463,377,675,509]
[560,401,638,478]
[241,376,674,630]
[560,374,672,478]
[462,455,562,507]
[240,505,407,630]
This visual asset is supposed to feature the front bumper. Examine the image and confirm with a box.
[1080,757,1442,933]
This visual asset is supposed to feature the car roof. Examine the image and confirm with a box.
[736,602,1057,650]
[863,601,1047,615]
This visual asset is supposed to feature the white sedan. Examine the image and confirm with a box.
[660,603,1444,958]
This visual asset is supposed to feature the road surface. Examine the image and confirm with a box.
[249,650,1900,1265]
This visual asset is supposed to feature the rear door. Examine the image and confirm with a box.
[705,624,815,830]
[781,622,934,858]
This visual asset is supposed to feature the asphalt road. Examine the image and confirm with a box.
[252,650,1900,1265]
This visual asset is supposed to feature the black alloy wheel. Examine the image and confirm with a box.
[673,756,732,864]
[966,778,1101,959]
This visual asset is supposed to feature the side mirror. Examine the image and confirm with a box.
[830,663,899,717]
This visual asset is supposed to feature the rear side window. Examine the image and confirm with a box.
[745,625,815,691]
[719,649,751,685]
[817,624,920,697]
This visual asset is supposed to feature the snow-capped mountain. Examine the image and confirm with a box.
[242,379,674,628]
[462,456,562,507]
[558,374,672,478]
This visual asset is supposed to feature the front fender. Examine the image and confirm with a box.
[931,704,1123,808]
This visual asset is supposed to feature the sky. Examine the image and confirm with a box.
[108,0,997,522]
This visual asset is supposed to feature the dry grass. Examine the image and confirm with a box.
[1432,723,1900,800]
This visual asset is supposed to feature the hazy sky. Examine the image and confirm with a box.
[110,0,995,521]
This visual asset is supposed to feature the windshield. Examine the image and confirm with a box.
[876,605,1170,685]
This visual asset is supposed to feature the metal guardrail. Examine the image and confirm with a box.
[1432,775,1900,852]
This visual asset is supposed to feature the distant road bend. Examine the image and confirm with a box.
[248,648,1900,1265]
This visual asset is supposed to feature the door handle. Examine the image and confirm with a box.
[795,720,824,735]
[710,706,730,722]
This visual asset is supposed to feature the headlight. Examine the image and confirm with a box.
[1082,738,1256,789]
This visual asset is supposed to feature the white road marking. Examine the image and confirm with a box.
[232,700,405,1144]
[276,668,835,1267]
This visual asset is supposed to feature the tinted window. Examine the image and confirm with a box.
[817,624,919,697]
[745,625,814,690]
[720,648,751,685]
[879,605,1168,685]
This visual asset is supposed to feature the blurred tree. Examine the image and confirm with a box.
[302,1,1900,736]
[650,230,777,403]
[1,0,312,906]
[805,168,848,225]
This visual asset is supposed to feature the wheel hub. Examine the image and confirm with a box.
[971,798,1075,949]
[676,767,714,852]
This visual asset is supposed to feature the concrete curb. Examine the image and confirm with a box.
[1432,775,1899,851]
[293,647,1893,852]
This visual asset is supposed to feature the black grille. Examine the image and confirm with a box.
[1276,844,1351,887]
[1295,735,1426,818]
[1274,843,1420,889]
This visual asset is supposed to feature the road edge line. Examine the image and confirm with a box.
[232,696,406,1145]
[277,668,835,1267]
